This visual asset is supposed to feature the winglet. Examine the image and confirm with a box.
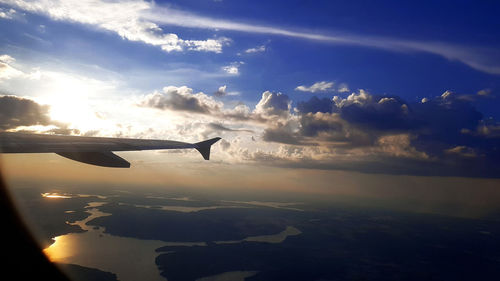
[194,137,221,160]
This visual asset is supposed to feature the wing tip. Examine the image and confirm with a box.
[195,137,222,160]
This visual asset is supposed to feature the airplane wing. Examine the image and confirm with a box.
[0,132,221,168]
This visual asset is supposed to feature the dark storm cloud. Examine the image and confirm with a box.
[408,92,487,156]
[263,111,376,148]
[300,113,376,147]
[296,96,335,114]
[298,112,342,137]
[294,91,494,151]
[259,90,500,177]
[0,95,54,130]
[340,96,417,131]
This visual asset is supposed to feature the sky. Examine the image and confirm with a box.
[1,0,500,216]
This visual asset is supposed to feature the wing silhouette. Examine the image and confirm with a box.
[0,132,221,168]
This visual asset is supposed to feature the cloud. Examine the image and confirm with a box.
[253,91,291,119]
[326,90,490,156]
[141,5,500,75]
[262,126,304,145]
[242,148,498,178]
[213,85,240,97]
[444,145,477,158]
[133,83,499,177]
[2,0,230,53]
[0,54,15,64]
[206,123,253,133]
[222,103,253,121]
[0,95,59,130]
[295,81,334,93]
[468,119,500,138]
[245,44,266,54]
[214,85,227,97]
[5,0,499,73]
[222,61,244,75]
[137,86,291,125]
[477,88,492,97]
[254,89,500,177]
[338,95,415,131]
[337,83,350,93]
[138,86,222,114]
[264,111,375,148]
[0,54,24,79]
[297,96,335,114]
[0,6,16,19]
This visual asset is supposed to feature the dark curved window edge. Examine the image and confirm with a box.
[0,167,71,281]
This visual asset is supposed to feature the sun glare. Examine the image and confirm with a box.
[39,71,117,133]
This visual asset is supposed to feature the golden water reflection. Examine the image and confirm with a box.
[41,192,72,199]
[42,203,166,281]
[41,201,303,281]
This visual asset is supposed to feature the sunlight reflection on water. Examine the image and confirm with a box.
[43,203,166,281]
[42,200,302,281]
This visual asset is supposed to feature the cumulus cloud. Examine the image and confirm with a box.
[297,96,335,114]
[2,0,230,53]
[253,91,291,119]
[214,85,227,97]
[295,81,334,93]
[222,103,252,121]
[262,118,307,145]
[134,83,499,177]
[255,89,500,177]
[338,95,414,131]
[138,86,292,125]
[139,86,222,114]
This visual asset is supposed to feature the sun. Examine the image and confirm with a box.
[39,71,116,133]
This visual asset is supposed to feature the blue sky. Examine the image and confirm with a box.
[1,0,500,179]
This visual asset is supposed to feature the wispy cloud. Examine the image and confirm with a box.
[0,54,23,79]
[3,0,499,73]
[146,5,500,75]
[1,0,230,53]
[245,44,266,54]
[337,83,350,93]
[295,81,334,93]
